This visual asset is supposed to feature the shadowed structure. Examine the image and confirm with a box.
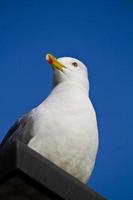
[0,141,105,200]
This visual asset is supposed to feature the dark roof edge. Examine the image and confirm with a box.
[0,140,106,200]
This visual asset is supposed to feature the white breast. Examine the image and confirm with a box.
[28,83,99,183]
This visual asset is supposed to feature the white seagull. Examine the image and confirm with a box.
[1,54,99,183]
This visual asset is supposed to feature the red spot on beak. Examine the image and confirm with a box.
[48,56,53,64]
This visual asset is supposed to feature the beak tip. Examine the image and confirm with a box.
[46,54,53,64]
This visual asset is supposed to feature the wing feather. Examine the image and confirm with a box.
[1,113,34,147]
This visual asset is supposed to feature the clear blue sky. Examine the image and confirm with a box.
[0,0,133,199]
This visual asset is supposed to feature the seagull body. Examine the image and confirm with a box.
[1,54,99,183]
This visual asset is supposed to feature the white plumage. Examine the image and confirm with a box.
[2,54,99,183]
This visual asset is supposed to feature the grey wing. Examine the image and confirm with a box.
[1,113,34,147]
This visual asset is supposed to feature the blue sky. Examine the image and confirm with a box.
[0,0,133,199]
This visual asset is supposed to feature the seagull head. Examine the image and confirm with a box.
[46,53,89,91]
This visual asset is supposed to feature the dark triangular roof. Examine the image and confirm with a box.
[0,140,106,200]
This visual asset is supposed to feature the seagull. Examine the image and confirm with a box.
[1,54,99,183]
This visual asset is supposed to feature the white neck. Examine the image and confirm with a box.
[52,81,89,96]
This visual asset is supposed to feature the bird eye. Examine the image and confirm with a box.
[72,62,78,67]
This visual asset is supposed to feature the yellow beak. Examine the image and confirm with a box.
[46,53,65,71]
